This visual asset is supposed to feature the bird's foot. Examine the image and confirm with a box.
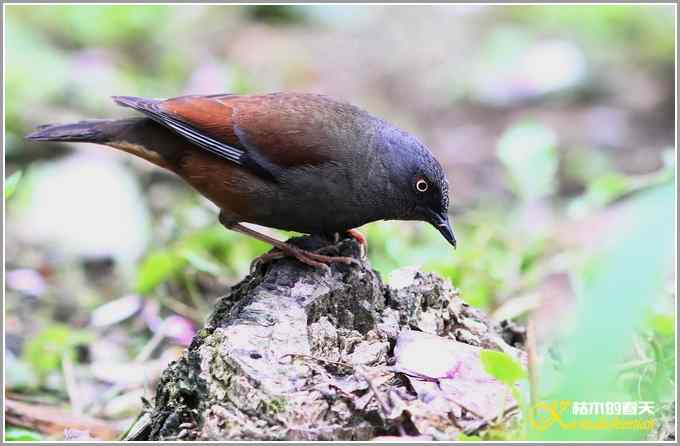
[250,244,360,273]
[227,223,362,273]
[250,249,287,272]
[346,228,368,259]
[316,229,367,260]
[305,249,361,267]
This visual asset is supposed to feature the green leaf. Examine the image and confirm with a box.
[480,349,526,386]
[22,325,93,379]
[5,170,22,199]
[135,249,187,295]
[587,173,631,204]
[647,313,675,337]
[457,433,482,441]
[5,427,43,441]
[533,181,675,441]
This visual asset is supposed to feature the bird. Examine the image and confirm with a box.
[26,93,456,269]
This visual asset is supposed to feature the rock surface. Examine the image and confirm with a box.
[130,236,524,441]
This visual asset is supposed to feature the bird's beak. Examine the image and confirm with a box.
[429,210,456,249]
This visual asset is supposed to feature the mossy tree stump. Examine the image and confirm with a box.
[127,236,523,441]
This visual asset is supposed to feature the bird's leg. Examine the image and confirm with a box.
[225,222,360,271]
[315,229,368,259]
[228,223,327,270]
[346,228,368,259]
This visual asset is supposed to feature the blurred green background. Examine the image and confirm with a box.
[4,4,676,441]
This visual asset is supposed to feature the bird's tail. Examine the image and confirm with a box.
[26,118,178,169]
[26,118,139,143]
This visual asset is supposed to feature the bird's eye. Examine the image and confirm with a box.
[415,178,429,192]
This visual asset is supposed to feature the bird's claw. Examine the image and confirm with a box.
[249,245,360,273]
[249,249,286,273]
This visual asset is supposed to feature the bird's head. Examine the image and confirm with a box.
[378,125,456,248]
[405,155,456,249]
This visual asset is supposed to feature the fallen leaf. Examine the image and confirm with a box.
[90,294,143,328]
[393,331,523,421]
[5,399,118,440]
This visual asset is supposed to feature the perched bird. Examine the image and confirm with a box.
[27,93,455,269]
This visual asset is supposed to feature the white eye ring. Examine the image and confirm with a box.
[416,179,429,192]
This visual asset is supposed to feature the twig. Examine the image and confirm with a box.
[632,333,649,361]
[184,271,210,315]
[358,369,390,415]
[495,386,509,426]
[62,352,83,415]
[278,353,354,371]
[527,314,538,408]
[442,393,489,423]
[396,369,492,424]
[616,359,655,373]
[357,368,406,436]
[156,292,203,322]
[463,404,519,436]
[135,325,167,362]
[327,384,357,401]
[87,324,169,414]
[120,412,152,441]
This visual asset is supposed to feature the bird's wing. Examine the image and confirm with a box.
[112,93,343,180]
[112,95,245,166]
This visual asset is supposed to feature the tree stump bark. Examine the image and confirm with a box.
[127,236,524,441]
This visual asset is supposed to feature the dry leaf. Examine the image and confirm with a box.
[5,399,118,440]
